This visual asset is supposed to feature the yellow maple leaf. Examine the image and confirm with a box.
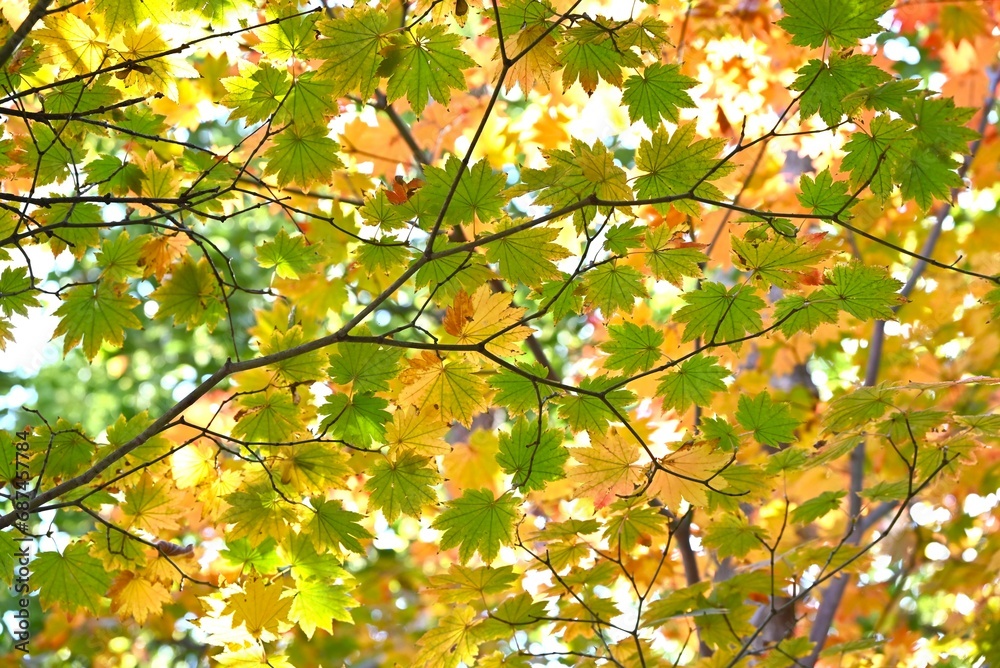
[385,407,451,455]
[649,444,731,511]
[121,470,180,534]
[414,605,486,668]
[223,578,293,641]
[442,286,531,356]
[109,572,172,624]
[398,352,491,427]
[34,13,106,75]
[568,428,644,508]
[171,441,215,489]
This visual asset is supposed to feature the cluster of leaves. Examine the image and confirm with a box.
[1,0,999,666]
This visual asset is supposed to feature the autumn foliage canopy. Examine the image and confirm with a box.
[1,0,1000,665]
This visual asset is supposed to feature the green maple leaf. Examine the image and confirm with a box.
[433,489,519,563]
[39,203,101,259]
[152,257,226,331]
[643,226,707,286]
[673,282,765,344]
[26,418,94,479]
[0,531,15,586]
[893,147,963,211]
[777,0,893,49]
[819,262,903,320]
[496,418,568,492]
[279,534,351,583]
[221,63,290,124]
[560,23,641,94]
[32,543,112,615]
[279,73,339,128]
[365,451,440,522]
[843,79,920,116]
[493,593,548,626]
[422,156,507,227]
[604,221,645,257]
[556,378,635,434]
[488,363,548,415]
[583,262,648,315]
[319,393,391,447]
[485,219,570,288]
[600,322,664,376]
[0,266,40,317]
[622,63,698,128]
[85,155,144,197]
[792,490,846,524]
[359,190,408,231]
[824,384,896,431]
[773,294,839,336]
[19,126,69,186]
[233,390,305,444]
[289,577,357,638]
[797,169,852,217]
[309,9,390,99]
[255,11,316,60]
[257,228,320,280]
[736,392,800,446]
[602,498,667,552]
[731,235,828,289]
[264,124,344,188]
[792,55,889,126]
[701,513,766,559]
[328,336,401,394]
[900,96,978,156]
[381,24,476,115]
[414,244,493,303]
[96,232,146,283]
[701,417,741,452]
[308,499,372,555]
[429,564,518,604]
[635,124,735,215]
[358,243,412,276]
[841,115,912,200]
[53,282,141,360]
[222,483,299,546]
[656,354,730,413]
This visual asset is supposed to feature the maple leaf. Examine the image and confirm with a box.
[567,429,643,508]
[673,282,766,344]
[701,513,767,559]
[256,228,320,280]
[488,363,548,415]
[583,262,649,315]
[398,352,491,427]
[635,124,735,215]
[221,483,298,547]
[652,444,732,510]
[495,418,568,492]
[731,234,830,289]
[319,391,390,446]
[736,392,801,446]
[0,266,40,317]
[556,378,635,434]
[288,577,357,638]
[384,407,451,455]
[433,489,519,563]
[109,572,172,624]
[121,471,180,534]
[622,63,698,129]
[222,63,290,124]
[224,578,293,640]
[151,257,226,332]
[429,564,518,604]
[365,451,440,521]
[560,22,642,94]
[263,124,345,188]
[484,219,571,288]
[602,498,668,552]
[656,354,730,413]
[380,24,476,115]
[233,389,307,444]
[32,543,112,615]
[309,9,390,99]
[792,490,847,524]
[643,226,707,286]
[307,499,372,555]
[600,322,664,376]
[441,286,531,355]
[778,0,893,49]
[414,605,496,668]
[53,281,141,360]
[792,55,890,126]
[819,262,904,320]
[422,156,507,228]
